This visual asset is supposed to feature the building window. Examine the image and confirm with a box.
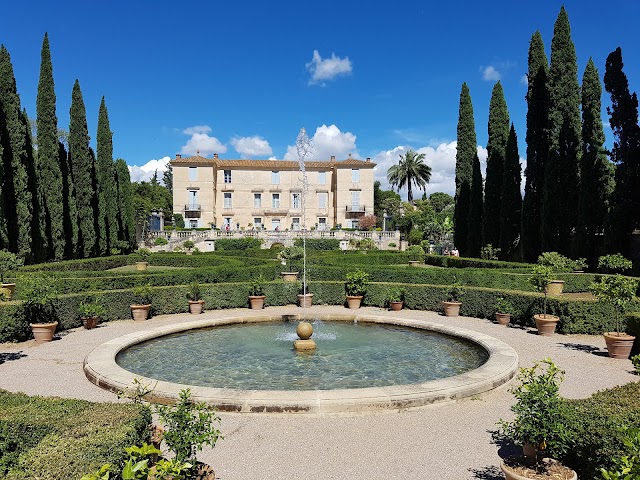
[271,218,281,231]
[223,217,232,230]
[292,218,300,231]
[188,190,198,209]
[317,192,327,209]
[291,192,301,209]
[318,171,326,185]
[224,170,232,183]
[224,192,232,208]
[351,169,360,183]
[254,217,262,229]
[272,193,280,208]
[254,193,262,208]
[189,219,198,228]
[272,171,280,184]
[318,218,327,230]
[189,167,198,181]
[351,191,360,206]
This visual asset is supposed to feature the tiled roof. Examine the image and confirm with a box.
[169,155,375,169]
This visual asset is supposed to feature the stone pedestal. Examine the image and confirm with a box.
[294,339,316,351]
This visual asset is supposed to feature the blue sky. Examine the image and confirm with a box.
[1,0,639,196]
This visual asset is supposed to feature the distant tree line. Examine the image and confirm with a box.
[454,6,639,266]
[0,33,135,263]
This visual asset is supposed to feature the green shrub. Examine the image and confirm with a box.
[0,251,23,284]
[294,238,340,250]
[0,390,150,480]
[599,254,633,273]
[480,244,501,261]
[424,254,533,270]
[345,270,369,296]
[538,251,575,272]
[406,245,425,261]
[153,237,169,246]
[214,237,263,250]
[19,255,130,272]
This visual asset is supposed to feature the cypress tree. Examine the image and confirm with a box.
[23,109,47,263]
[90,146,102,255]
[96,97,118,254]
[542,7,582,255]
[0,45,33,260]
[483,81,510,248]
[500,124,523,260]
[162,162,173,194]
[68,80,96,258]
[522,31,549,262]
[59,140,78,259]
[468,153,483,258]
[36,33,65,260]
[604,47,640,255]
[578,58,613,263]
[454,83,477,256]
[114,158,136,250]
[0,130,6,250]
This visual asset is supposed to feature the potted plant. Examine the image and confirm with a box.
[183,240,195,255]
[589,254,638,359]
[537,252,572,295]
[187,281,205,314]
[248,275,266,310]
[498,358,575,480]
[79,301,106,329]
[21,273,58,342]
[153,236,169,252]
[386,287,405,311]
[571,257,588,273]
[406,245,425,266]
[135,248,151,271]
[495,297,512,325]
[345,269,369,309]
[278,246,303,282]
[0,250,23,300]
[297,282,313,308]
[442,281,464,317]
[529,265,559,335]
[130,284,153,321]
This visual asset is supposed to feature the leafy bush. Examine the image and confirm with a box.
[214,237,263,250]
[480,244,501,261]
[131,284,153,305]
[19,273,57,324]
[385,287,404,303]
[529,265,554,316]
[345,270,369,296]
[590,275,639,333]
[446,281,465,302]
[495,297,512,314]
[182,240,195,251]
[424,254,533,270]
[78,301,106,318]
[406,245,425,261]
[0,251,23,283]
[248,275,266,296]
[599,254,634,273]
[294,238,340,250]
[0,390,150,480]
[153,237,169,246]
[600,427,640,480]
[186,281,201,302]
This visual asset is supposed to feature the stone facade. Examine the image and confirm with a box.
[171,154,376,230]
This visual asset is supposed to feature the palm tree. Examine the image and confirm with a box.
[387,149,432,203]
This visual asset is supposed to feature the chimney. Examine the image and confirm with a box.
[176,154,181,160]
[366,157,371,162]
[213,153,219,160]
[330,155,336,162]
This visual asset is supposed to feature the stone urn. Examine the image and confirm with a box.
[0,283,16,300]
[298,293,314,308]
[130,304,151,321]
[495,313,511,325]
[534,314,559,335]
[442,301,462,317]
[249,295,266,310]
[280,272,299,282]
[135,261,149,271]
[603,332,636,359]
[500,458,577,480]
[408,260,420,267]
[30,321,58,342]
[545,280,565,296]
[346,295,363,309]
[389,301,403,311]
[188,300,205,314]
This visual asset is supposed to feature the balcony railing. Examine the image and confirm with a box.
[184,204,201,211]
[345,205,366,213]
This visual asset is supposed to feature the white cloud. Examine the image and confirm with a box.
[180,125,227,156]
[520,74,528,86]
[283,124,359,161]
[372,142,489,198]
[128,156,171,183]
[481,65,501,81]
[268,156,277,160]
[231,136,273,158]
[183,125,212,135]
[306,50,352,86]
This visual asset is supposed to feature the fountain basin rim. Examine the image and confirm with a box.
[84,312,519,414]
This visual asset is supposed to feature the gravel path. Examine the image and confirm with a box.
[1,306,636,480]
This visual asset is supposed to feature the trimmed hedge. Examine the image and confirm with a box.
[19,255,130,272]
[561,381,640,479]
[626,312,640,356]
[213,237,263,250]
[294,238,340,250]
[0,390,150,479]
[424,254,534,270]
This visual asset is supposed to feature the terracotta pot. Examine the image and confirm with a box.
[30,321,58,342]
[534,314,560,336]
[130,304,151,321]
[390,301,403,311]
[408,260,420,267]
[249,295,266,309]
[193,462,216,480]
[298,293,314,308]
[545,280,565,296]
[604,332,636,359]
[442,301,462,317]
[280,272,299,282]
[0,283,16,300]
[346,295,363,309]
[135,261,149,271]
[188,300,205,314]
[500,459,577,480]
[82,316,99,329]
[495,312,512,325]
[150,425,164,450]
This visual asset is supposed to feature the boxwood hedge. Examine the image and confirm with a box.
[0,390,150,479]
